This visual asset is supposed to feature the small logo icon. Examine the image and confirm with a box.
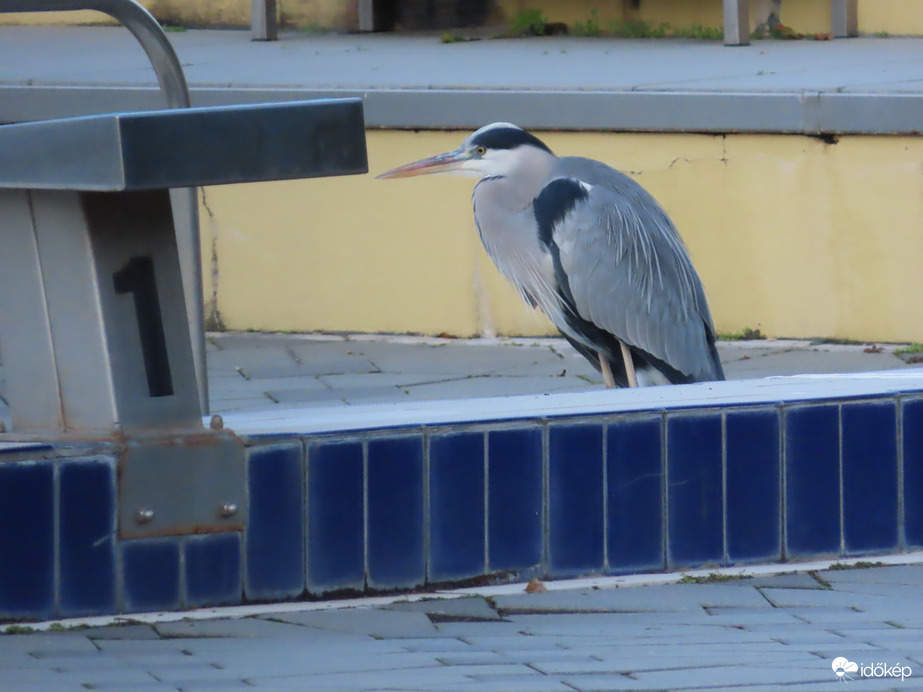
[832,657,859,682]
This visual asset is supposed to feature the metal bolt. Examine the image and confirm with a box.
[135,508,155,524]
[209,414,224,430]
[219,503,238,518]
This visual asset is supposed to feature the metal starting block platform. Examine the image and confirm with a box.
[0,100,367,540]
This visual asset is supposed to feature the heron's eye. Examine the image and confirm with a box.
[475,146,487,156]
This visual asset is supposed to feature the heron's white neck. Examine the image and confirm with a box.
[471,146,564,325]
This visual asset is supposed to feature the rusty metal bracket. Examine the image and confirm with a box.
[118,430,246,538]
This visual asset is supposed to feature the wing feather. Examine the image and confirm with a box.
[545,158,723,382]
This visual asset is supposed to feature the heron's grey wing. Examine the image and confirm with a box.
[538,167,722,382]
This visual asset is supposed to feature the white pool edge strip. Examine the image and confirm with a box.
[8,551,923,634]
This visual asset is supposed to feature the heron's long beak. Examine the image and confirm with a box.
[376,149,470,179]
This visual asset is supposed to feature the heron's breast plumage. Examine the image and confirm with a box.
[473,176,568,328]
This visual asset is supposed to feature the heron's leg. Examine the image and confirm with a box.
[618,341,638,388]
[598,350,616,389]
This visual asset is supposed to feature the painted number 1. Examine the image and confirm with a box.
[113,255,174,397]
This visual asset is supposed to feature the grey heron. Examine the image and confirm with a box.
[377,123,724,389]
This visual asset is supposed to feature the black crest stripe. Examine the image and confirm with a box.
[470,127,553,154]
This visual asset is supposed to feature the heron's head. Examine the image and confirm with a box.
[376,123,555,180]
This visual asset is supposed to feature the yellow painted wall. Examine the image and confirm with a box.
[781,0,923,36]
[2,0,919,34]
[497,0,923,35]
[199,130,923,343]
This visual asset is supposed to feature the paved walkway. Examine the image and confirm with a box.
[1,333,920,425]
[2,26,921,95]
[202,332,921,413]
[3,558,922,691]
[1,27,921,131]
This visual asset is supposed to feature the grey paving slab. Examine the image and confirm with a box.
[508,613,789,637]
[698,607,808,624]
[394,637,473,653]
[401,374,599,401]
[244,665,475,691]
[205,345,300,370]
[210,333,346,350]
[383,596,503,621]
[625,663,836,689]
[820,582,923,600]
[264,608,440,638]
[317,372,417,389]
[345,342,561,377]
[717,682,922,692]
[266,385,390,404]
[722,347,912,378]
[0,633,101,653]
[169,683,254,692]
[85,624,162,640]
[759,586,913,610]
[227,651,443,677]
[232,375,330,392]
[745,572,831,590]
[153,617,327,639]
[819,564,923,584]
[494,583,770,613]
[453,677,574,692]
[535,649,821,675]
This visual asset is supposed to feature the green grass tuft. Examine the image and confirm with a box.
[679,572,749,584]
[719,327,765,341]
[3,625,34,635]
[572,8,601,37]
[509,9,547,37]
[826,560,886,571]
[896,342,923,355]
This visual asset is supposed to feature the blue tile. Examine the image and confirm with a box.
[185,532,241,607]
[726,409,781,563]
[59,458,117,616]
[367,435,425,589]
[785,405,841,557]
[0,461,54,618]
[549,423,604,575]
[306,439,364,592]
[606,416,663,572]
[842,401,898,554]
[905,398,923,548]
[246,442,305,600]
[667,413,723,568]
[487,427,543,572]
[122,539,181,612]
[429,432,485,582]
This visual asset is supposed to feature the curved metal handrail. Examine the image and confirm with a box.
[0,0,208,413]
[0,0,190,108]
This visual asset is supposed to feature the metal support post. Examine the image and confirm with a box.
[723,0,750,46]
[831,0,858,38]
[251,0,278,41]
[358,0,374,31]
